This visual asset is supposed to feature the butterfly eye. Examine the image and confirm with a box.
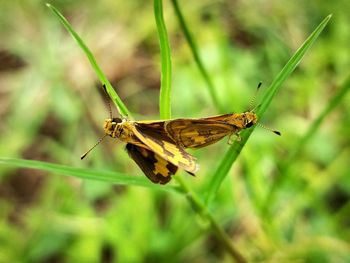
[246,121,254,128]
[112,117,122,123]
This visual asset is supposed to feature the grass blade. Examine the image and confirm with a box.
[170,0,222,111]
[46,3,131,118]
[154,2,247,261]
[257,15,332,117]
[205,14,332,205]
[263,74,350,211]
[0,157,180,192]
[286,76,350,164]
[154,0,172,119]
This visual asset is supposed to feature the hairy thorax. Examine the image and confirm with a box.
[224,112,257,129]
[103,118,144,146]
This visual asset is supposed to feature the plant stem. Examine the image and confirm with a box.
[170,0,222,111]
[175,176,247,263]
[154,0,172,119]
[263,75,350,215]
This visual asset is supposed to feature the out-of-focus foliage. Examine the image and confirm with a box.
[0,0,349,262]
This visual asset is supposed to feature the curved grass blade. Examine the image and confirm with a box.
[46,3,131,118]
[263,74,350,212]
[153,2,247,261]
[170,0,222,111]
[0,157,180,193]
[154,0,172,119]
[205,14,332,205]
[283,76,350,166]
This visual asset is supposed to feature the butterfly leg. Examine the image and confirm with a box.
[227,133,241,145]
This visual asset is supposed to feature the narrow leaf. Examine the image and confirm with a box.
[154,0,172,119]
[46,3,131,118]
[170,0,222,111]
[205,15,332,205]
[0,157,180,193]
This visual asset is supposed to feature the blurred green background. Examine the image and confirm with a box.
[0,0,349,262]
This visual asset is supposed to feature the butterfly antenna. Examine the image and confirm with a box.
[102,84,113,119]
[257,123,281,136]
[81,134,108,160]
[248,81,262,111]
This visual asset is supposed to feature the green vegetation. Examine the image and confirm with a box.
[0,1,349,262]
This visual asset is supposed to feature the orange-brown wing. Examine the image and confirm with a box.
[199,113,235,122]
[126,143,177,184]
[131,123,199,174]
[164,119,235,149]
[133,120,169,140]
[135,114,234,126]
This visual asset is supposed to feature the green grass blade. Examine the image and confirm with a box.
[153,2,247,261]
[256,14,332,117]
[287,75,350,165]
[174,175,247,262]
[154,0,172,119]
[0,157,180,193]
[46,3,131,118]
[170,0,222,111]
[205,14,332,205]
[263,75,350,211]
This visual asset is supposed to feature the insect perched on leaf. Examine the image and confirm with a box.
[81,85,199,184]
[81,83,280,184]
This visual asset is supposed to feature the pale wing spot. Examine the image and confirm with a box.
[132,124,198,174]
[153,153,171,177]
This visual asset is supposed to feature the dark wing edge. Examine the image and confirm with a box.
[126,143,178,184]
[164,119,234,148]
[133,124,199,174]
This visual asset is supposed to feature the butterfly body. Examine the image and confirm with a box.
[99,111,258,184]
[82,84,279,185]
[103,118,144,147]
[103,117,199,184]
[164,112,258,148]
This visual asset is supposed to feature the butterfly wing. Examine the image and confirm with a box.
[199,113,235,122]
[132,123,199,174]
[164,118,235,148]
[126,143,177,184]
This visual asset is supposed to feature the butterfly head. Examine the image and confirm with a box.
[81,118,122,160]
[104,117,123,137]
[245,82,280,135]
[242,111,258,128]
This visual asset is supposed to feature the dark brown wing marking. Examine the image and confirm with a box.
[126,143,177,184]
[132,124,199,174]
[164,119,235,148]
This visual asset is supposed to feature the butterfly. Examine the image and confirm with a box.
[164,112,260,148]
[81,84,279,184]
[101,117,199,184]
